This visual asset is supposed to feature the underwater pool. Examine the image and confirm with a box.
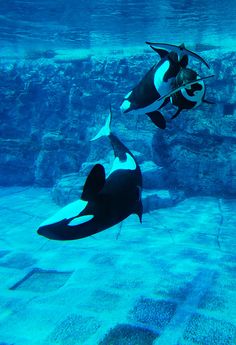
[0,0,236,344]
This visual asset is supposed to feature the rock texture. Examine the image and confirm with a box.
[0,50,235,198]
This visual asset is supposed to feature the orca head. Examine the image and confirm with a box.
[37,214,95,240]
[37,164,106,241]
[37,221,67,240]
[36,194,97,240]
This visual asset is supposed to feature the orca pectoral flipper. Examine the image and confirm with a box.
[146,42,210,69]
[81,164,106,201]
[146,111,166,129]
[157,75,215,103]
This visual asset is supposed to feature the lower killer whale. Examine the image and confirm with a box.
[37,108,143,240]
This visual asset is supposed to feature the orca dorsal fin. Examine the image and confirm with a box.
[81,164,105,201]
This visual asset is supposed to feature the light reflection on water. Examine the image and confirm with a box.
[0,0,236,55]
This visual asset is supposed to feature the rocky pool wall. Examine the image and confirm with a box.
[0,49,235,198]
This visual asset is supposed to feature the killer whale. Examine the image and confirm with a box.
[37,108,142,241]
[148,70,215,128]
[120,50,182,117]
[120,42,211,129]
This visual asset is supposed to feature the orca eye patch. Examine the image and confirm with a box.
[68,215,94,226]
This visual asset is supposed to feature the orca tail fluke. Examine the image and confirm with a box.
[146,41,210,69]
[90,106,112,141]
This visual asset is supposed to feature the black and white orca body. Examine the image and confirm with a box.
[120,42,212,129]
[169,68,207,120]
[37,110,142,241]
[171,80,205,109]
[120,51,181,116]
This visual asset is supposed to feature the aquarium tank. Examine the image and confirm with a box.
[0,0,236,344]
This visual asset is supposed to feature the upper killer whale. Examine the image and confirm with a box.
[168,67,215,121]
[120,42,213,129]
[37,107,143,241]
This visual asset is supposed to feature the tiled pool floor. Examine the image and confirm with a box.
[0,187,235,345]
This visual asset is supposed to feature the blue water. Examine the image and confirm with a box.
[1,0,236,56]
[0,1,236,345]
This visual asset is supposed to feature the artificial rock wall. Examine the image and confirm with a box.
[0,50,235,197]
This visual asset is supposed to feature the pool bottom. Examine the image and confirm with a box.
[0,187,235,344]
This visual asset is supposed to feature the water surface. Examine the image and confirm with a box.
[1,0,236,57]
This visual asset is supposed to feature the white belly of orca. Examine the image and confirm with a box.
[154,60,171,92]
[40,199,88,227]
[132,98,165,115]
[134,61,174,114]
